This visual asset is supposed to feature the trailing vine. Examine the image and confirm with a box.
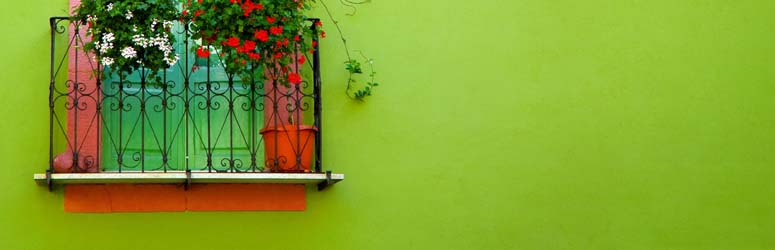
[320,0,378,101]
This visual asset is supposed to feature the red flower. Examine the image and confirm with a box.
[288,73,302,84]
[254,30,269,42]
[298,55,305,65]
[274,52,283,59]
[269,25,283,35]
[226,37,240,47]
[196,47,210,58]
[242,0,258,16]
[266,17,276,23]
[315,20,322,27]
[243,40,256,51]
[194,9,204,17]
[283,38,289,46]
[182,10,188,16]
[230,0,241,4]
[311,40,317,47]
[321,31,326,38]
[248,52,260,60]
[293,35,300,42]
[275,41,283,47]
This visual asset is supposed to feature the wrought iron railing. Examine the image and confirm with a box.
[47,17,324,179]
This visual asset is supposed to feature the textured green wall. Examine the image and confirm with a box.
[2,0,775,249]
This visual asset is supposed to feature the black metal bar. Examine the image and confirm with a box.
[185,169,191,190]
[311,19,323,173]
[118,75,124,172]
[250,64,257,172]
[48,17,56,189]
[73,23,80,172]
[96,41,102,174]
[162,67,168,172]
[229,75,234,172]
[141,67,146,172]
[317,170,332,191]
[206,54,212,172]
[184,21,191,173]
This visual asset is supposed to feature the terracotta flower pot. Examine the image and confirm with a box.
[53,151,98,173]
[260,125,317,172]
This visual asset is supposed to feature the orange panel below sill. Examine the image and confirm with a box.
[64,184,305,213]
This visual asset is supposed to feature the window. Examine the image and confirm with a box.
[37,17,342,193]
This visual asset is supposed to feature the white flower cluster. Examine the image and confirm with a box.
[163,21,174,30]
[101,57,114,66]
[150,32,179,66]
[121,46,137,59]
[164,54,180,66]
[95,32,115,54]
[151,19,175,31]
[132,33,149,48]
[90,4,179,68]
[129,27,180,66]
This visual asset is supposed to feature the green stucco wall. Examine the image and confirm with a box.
[2,0,775,249]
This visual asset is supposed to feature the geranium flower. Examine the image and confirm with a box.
[243,40,256,51]
[242,0,260,16]
[254,30,269,42]
[288,72,302,84]
[226,37,240,47]
[266,17,276,23]
[248,52,260,60]
[298,55,305,65]
[196,47,210,58]
[269,25,283,35]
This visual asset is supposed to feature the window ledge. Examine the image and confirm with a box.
[34,172,343,190]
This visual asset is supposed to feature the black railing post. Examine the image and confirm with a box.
[48,17,57,190]
[310,19,322,173]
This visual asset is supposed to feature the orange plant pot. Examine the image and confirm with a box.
[260,125,318,172]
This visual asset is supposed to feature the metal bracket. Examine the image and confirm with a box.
[184,169,192,190]
[46,169,53,192]
[317,171,334,191]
